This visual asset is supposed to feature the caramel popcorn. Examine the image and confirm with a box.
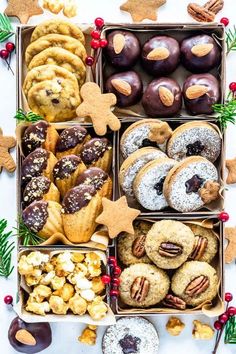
[71,253,84,263]
[43,0,64,14]
[49,295,68,315]
[26,300,50,316]
[63,0,77,18]
[85,253,102,277]
[25,274,42,287]
[57,252,75,273]
[51,276,66,290]
[92,277,105,294]
[18,255,34,275]
[53,283,74,302]
[166,317,185,336]
[79,327,97,346]
[87,296,108,321]
[69,294,87,315]
[42,262,54,273]
[192,320,214,340]
[26,252,49,267]
[75,276,92,290]
[80,289,95,302]
[31,285,52,302]
[40,271,56,286]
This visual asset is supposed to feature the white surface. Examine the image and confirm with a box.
[0,0,236,353]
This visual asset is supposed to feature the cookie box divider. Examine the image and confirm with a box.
[16,121,117,248]
[15,246,116,325]
[98,23,226,121]
[109,215,224,317]
[116,116,225,216]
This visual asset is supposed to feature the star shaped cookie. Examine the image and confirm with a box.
[225,227,236,264]
[5,0,43,24]
[96,196,140,238]
[120,0,166,22]
[0,128,16,173]
[226,158,236,184]
[76,82,121,136]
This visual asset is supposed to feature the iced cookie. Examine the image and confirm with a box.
[119,147,167,197]
[120,119,172,159]
[118,220,152,265]
[133,158,177,211]
[145,220,195,269]
[171,261,218,307]
[80,138,112,173]
[163,156,220,212]
[167,121,221,162]
[119,263,170,308]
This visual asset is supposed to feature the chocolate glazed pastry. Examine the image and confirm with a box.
[23,176,60,206]
[8,317,52,354]
[80,137,112,173]
[105,71,143,107]
[142,77,182,117]
[76,167,112,199]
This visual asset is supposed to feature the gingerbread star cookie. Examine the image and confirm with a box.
[0,128,16,173]
[225,227,236,264]
[120,0,166,22]
[96,196,140,238]
[76,82,121,136]
[5,0,43,24]
[149,122,172,144]
[226,158,236,184]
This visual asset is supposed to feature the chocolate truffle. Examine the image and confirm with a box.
[8,317,52,353]
[141,36,180,76]
[181,34,221,73]
[142,77,182,117]
[183,73,220,115]
[105,71,143,107]
[105,30,141,69]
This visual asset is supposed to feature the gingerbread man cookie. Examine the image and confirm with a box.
[226,158,236,184]
[225,227,236,264]
[0,128,16,173]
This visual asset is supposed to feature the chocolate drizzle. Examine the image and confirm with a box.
[53,155,82,180]
[185,174,205,194]
[119,334,141,354]
[21,148,49,185]
[22,121,49,155]
[76,167,108,191]
[62,184,96,214]
[56,126,88,152]
[22,200,48,233]
[81,138,111,165]
[23,176,51,205]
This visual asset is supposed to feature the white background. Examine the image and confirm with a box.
[0,0,236,353]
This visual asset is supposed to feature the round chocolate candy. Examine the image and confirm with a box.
[141,36,180,76]
[181,34,221,73]
[105,30,141,69]
[142,77,182,117]
[183,73,220,115]
[105,71,143,107]
[8,317,52,353]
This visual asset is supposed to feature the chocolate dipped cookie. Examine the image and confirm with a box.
[23,176,60,206]
[76,167,112,199]
[80,137,112,173]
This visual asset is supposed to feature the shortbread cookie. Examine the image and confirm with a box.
[163,156,219,212]
[167,121,221,162]
[133,158,177,211]
[30,19,85,44]
[25,34,86,67]
[145,220,195,269]
[120,119,172,159]
[28,48,86,86]
[119,147,167,197]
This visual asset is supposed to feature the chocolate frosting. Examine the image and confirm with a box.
[81,138,111,165]
[21,148,49,185]
[141,36,180,76]
[105,30,141,68]
[22,121,49,155]
[23,176,51,205]
[142,77,182,117]
[76,167,108,191]
[53,155,82,180]
[22,200,48,233]
[8,317,52,354]
[62,184,96,214]
[105,70,143,108]
[56,126,88,152]
[181,34,221,73]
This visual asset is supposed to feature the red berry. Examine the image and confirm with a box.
[110,289,119,297]
[85,55,95,66]
[91,39,100,49]
[219,313,229,324]
[101,275,111,284]
[225,292,233,302]
[5,42,15,53]
[4,295,13,305]
[214,320,222,330]
[112,277,121,286]
[108,256,117,266]
[113,265,121,276]
[0,49,9,60]
[218,211,229,222]
[229,82,236,92]
[91,30,101,40]
[220,17,229,26]
[95,17,104,29]
[228,306,236,317]
[100,39,108,48]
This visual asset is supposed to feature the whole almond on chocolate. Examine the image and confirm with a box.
[113,33,126,54]
[159,86,174,107]
[147,47,170,61]
[191,43,214,57]
[131,276,150,302]
[111,79,132,96]
[185,85,209,99]
[15,329,36,346]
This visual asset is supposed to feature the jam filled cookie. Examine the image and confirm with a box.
[118,220,152,265]
[145,220,195,269]
[171,261,218,307]
[133,158,177,211]
[119,263,170,308]
[167,121,221,162]
[120,119,172,159]
[53,155,87,197]
[119,147,166,197]
[163,156,220,212]
[80,138,112,173]
[22,120,59,156]
[76,167,112,199]
[23,176,60,206]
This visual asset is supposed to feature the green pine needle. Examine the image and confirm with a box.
[14,109,44,123]
[0,13,14,42]
[0,219,15,278]
[213,92,236,130]
[226,26,236,54]
[15,216,45,246]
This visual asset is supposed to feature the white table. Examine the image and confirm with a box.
[0,0,236,353]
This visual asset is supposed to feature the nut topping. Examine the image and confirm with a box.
[111,79,132,96]
[159,242,183,258]
[204,0,224,14]
[189,236,208,260]
[15,329,36,346]
[187,3,215,22]
[159,86,174,107]
[186,85,209,99]
[132,235,146,258]
[191,43,214,57]
[147,47,170,61]
[131,276,150,302]
[185,275,209,296]
[113,33,125,54]
[162,294,186,310]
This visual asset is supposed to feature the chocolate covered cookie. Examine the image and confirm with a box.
[80,137,112,173]
[23,176,60,206]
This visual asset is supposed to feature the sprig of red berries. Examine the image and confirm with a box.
[4,294,13,305]
[0,41,15,75]
[85,17,108,67]
[218,211,229,223]
[101,256,121,299]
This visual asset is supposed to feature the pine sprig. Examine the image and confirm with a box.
[226,26,236,54]
[0,13,14,42]
[14,109,44,123]
[0,219,15,278]
[16,216,45,246]
[213,93,236,130]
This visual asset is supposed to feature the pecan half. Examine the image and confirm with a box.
[189,236,208,260]
[159,242,183,258]
[130,277,150,302]
[132,235,146,258]
[187,3,215,22]
[162,294,186,310]
[185,276,209,296]
[204,0,224,14]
